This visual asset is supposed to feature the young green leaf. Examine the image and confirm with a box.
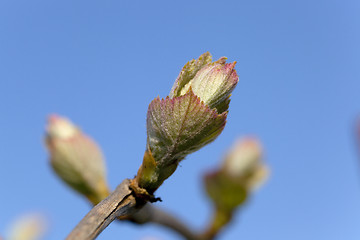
[170,52,212,98]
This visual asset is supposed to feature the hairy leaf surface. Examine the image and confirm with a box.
[147,90,227,166]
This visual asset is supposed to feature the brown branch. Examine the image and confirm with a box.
[67,178,230,240]
[129,204,232,240]
[200,208,233,240]
[129,203,199,240]
[66,179,139,240]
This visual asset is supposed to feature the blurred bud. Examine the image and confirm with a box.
[223,138,268,190]
[135,53,238,193]
[45,115,110,204]
[7,213,47,240]
[204,137,268,211]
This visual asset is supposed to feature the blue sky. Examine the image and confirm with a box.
[1,0,360,239]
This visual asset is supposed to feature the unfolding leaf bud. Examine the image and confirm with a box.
[136,53,239,193]
[45,115,110,204]
[204,137,268,211]
[170,52,238,113]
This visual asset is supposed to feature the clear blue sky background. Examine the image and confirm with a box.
[1,1,359,239]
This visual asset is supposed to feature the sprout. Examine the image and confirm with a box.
[136,52,239,193]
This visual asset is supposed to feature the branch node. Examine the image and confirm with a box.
[129,179,162,203]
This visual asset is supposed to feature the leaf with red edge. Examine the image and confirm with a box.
[146,89,227,167]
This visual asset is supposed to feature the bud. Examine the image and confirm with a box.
[45,115,110,204]
[7,213,47,240]
[170,52,238,113]
[136,53,239,193]
[223,138,268,190]
[204,137,268,211]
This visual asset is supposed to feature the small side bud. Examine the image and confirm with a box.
[202,138,268,238]
[204,137,268,211]
[45,115,110,204]
[223,138,268,190]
